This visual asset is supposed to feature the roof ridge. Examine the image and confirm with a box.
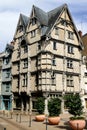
[48,3,67,14]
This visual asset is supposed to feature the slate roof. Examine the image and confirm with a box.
[33,4,66,35]
[33,5,48,26]
[6,44,14,51]
[82,34,87,56]
[20,13,29,28]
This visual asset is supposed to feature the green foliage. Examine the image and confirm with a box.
[48,98,61,116]
[36,97,45,114]
[70,116,85,120]
[64,93,83,117]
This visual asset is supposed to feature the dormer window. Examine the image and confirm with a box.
[18,25,23,33]
[31,18,37,25]
[55,27,59,35]
[61,19,67,26]
[31,30,36,38]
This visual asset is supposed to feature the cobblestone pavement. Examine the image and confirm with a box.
[0,111,87,130]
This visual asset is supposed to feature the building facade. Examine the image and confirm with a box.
[1,44,13,110]
[12,4,83,113]
[0,52,5,110]
[81,34,87,111]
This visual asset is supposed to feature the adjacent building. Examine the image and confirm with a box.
[0,52,5,110]
[81,33,87,111]
[11,4,83,113]
[1,44,13,110]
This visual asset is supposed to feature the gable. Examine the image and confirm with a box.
[49,5,83,49]
[14,14,29,39]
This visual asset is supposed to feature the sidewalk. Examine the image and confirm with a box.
[0,111,86,130]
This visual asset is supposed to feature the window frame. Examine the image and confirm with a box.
[67,75,74,87]
[52,56,56,66]
[55,27,59,35]
[5,83,9,92]
[67,59,73,69]
[23,59,28,68]
[68,31,74,40]
[22,73,27,87]
[68,45,74,54]
[51,72,56,85]
[31,30,36,38]
[53,41,57,50]
[24,45,28,53]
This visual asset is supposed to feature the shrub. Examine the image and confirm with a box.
[36,97,45,114]
[48,98,61,116]
[65,93,83,117]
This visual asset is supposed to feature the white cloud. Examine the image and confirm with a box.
[0,11,19,51]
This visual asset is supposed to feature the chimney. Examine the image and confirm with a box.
[78,30,82,37]
[10,41,15,46]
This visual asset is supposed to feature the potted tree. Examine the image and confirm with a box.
[35,97,45,121]
[65,93,86,130]
[48,98,61,125]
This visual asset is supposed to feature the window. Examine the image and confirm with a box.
[6,70,10,78]
[17,63,20,71]
[6,83,9,92]
[52,56,56,66]
[61,20,67,26]
[85,72,87,77]
[51,72,56,85]
[24,45,28,53]
[67,75,74,87]
[68,31,74,39]
[18,25,23,33]
[67,59,73,68]
[17,76,19,88]
[5,58,9,64]
[31,18,37,25]
[38,43,41,50]
[17,50,20,58]
[36,73,38,86]
[18,37,22,43]
[68,45,73,54]
[53,41,57,50]
[55,27,59,35]
[22,74,27,87]
[23,59,28,68]
[31,30,36,38]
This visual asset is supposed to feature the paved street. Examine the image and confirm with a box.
[0,111,87,130]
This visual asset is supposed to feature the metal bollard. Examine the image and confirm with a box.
[19,113,21,123]
[11,112,13,119]
[29,112,31,127]
[16,113,18,122]
[45,114,48,130]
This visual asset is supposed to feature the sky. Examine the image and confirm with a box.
[0,0,87,52]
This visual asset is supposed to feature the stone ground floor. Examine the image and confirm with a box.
[0,111,87,130]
